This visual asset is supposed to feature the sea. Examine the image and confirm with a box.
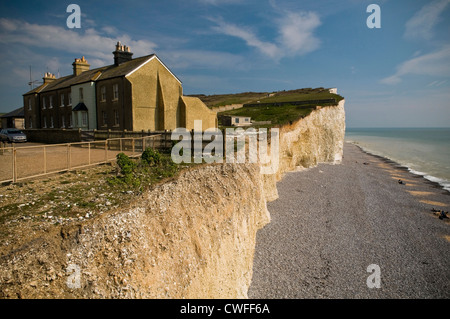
[345,128,450,192]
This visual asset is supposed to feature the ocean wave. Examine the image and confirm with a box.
[348,141,450,192]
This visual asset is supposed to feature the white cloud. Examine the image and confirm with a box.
[160,49,246,70]
[210,18,280,58]
[404,0,450,40]
[278,12,321,56]
[380,46,450,84]
[0,18,157,67]
[209,11,321,60]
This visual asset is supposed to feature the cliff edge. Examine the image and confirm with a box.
[0,101,345,298]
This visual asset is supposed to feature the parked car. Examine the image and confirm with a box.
[0,128,27,143]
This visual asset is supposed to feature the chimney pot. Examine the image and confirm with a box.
[72,56,90,76]
[113,42,133,66]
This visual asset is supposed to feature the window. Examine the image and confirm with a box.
[43,116,47,128]
[100,86,106,101]
[60,94,65,107]
[113,84,119,100]
[50,116,54,128]
[68,92,72,106]
[114,109,119,126]
[29,116,32,129]
[82,112,88,127]
[102,111,107,126]
[79,88,84,101]
[28,98,32,110]
[69,114,73,128]
[61,115,65,128]
[49,96,53,108]
[43,97,46,109]
[235,118,239,123]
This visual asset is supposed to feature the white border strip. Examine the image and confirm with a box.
[125,55,182,84]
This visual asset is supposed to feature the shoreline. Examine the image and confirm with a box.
[249,142,449,298]
[346,140,450,194]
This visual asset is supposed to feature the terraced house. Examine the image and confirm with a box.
[23,42,217,132]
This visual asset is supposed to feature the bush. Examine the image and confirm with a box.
[141,147,161,166]
[116,153,135,175]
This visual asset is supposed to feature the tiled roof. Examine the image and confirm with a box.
[23,54,156,95]
[1,107,24,118]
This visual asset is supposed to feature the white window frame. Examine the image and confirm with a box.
[113,84,119,100]
[43,116,47,128]
[68,92,72,106]
[60,93,65,107]
[28,98,32,110]
[101,86,106,102]
[102,111,107,126]
[49,96,53,109]
[43,97,46,109]
[61,115,65,128]
[50,116,54,128]
[82,112,88,127]
[79,88,84,101]
[114,109,119,126]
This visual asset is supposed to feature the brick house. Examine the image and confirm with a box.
[23,43,217,132]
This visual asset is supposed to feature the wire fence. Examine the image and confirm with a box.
[0,135,166,183]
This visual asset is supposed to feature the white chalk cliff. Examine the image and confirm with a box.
[0,101,345,299]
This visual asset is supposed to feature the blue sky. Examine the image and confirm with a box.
[0,0,449,127]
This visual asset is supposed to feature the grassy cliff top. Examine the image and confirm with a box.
[190,87,343,108]
[214,88,344,127]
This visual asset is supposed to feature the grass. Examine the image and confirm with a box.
[217,88,344,127]
[190,92,272,108]
[220,104,315,127]
[248,91,343,104]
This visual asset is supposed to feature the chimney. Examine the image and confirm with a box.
[42,72,56,84]
[113,41,133,66]
[72,56,90,76]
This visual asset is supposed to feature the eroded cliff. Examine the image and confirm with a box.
[0,101,345,299]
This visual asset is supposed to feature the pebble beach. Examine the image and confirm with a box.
[249,142,450,298]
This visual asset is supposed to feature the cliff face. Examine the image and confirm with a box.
[277,100,346,180]
[0,101,345,299]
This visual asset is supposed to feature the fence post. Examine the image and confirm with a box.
[105,140,108,162]
[43,146,47,174]
[88,142,91,165]
[132,138,135,154]
[67,144,71,170]
[12,148,16,183]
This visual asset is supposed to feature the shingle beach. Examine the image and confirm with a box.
[249,142,450,298]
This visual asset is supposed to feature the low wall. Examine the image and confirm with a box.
[23,129,82,144]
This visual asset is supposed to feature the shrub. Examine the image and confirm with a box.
[141,147,162,166]
[116,153,135,175]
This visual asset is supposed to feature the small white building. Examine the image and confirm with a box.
[329,88,337,94]
[220,115,252,127]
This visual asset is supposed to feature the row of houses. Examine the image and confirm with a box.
[23,42,217,132]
